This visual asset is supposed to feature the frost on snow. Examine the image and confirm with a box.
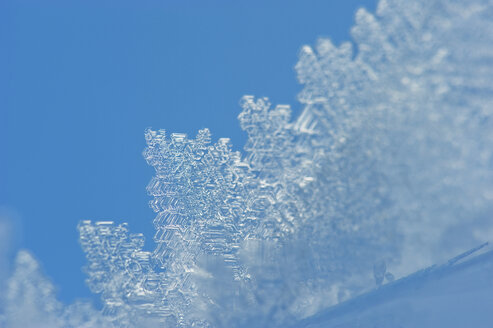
[1,0,493,327]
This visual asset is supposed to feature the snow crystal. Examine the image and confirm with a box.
[1,0,492,326]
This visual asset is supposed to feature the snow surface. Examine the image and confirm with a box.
[1,0,493,326]
[300,243,493,328]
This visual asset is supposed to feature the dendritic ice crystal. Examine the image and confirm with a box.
[2,0,493,327]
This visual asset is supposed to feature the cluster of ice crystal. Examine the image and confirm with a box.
[78,221,164,327]
[1,0,492,327]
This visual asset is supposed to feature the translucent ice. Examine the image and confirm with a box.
[1,0,493,326]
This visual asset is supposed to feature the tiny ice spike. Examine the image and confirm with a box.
[1,0,492,327]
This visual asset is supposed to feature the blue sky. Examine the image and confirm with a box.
[1,0,376,304]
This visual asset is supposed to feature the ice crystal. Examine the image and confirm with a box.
[1,0,493,327]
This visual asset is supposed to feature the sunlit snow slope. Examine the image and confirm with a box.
[300,243,493,328]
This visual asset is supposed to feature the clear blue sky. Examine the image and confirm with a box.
[1,0,376,304]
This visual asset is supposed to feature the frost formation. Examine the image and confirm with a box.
[1,0,493,327]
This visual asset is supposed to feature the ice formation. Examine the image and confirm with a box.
[1,0,493,327]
